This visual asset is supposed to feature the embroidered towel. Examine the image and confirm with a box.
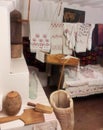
[29,0,56,21]
[75,23,91,53]
[30,21,51,53]
[50,23,63,54]
[62,35,72,55]
[63,23,76,50]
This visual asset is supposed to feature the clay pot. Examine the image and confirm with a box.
[3,91,22,116]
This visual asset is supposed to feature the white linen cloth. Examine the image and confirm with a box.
[65,65,103,98]
[29,0,57,21]
[62,35,73,55]
[29,0,63,22]
[62,23,77,55]
[63,23,94,53]
[75,23,92,53]
[63,23,76,50]
[80,65,103,86]
[64,64,103,87]
[64,67,88,87]
[30,21,51,53]
[50,23,63,54]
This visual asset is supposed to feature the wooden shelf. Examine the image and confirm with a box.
[45,54,79,66]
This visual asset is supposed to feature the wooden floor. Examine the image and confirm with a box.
[43,86,103,130]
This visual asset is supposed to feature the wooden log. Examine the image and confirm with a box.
[10,9,22,44]
[10,10,22,58]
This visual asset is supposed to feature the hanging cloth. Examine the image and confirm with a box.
[63,23,76,50]
[87,24,95,50]
[75,23,92,53]
[49,0,64,54]
[30,21,51,53]
[62,34,73,55]
[50,23,63,54]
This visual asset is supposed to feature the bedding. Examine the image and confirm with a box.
[64,64,103,97]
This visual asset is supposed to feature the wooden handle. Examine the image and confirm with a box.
[27,102,36,107]
[0,115,20,123]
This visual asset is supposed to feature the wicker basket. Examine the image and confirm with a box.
[3,91,22,116]
[11,44,22,58]
[50,90,74,130]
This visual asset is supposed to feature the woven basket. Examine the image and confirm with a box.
[3,91,22,116]
[11,44,22,58]
[50,90,74,130]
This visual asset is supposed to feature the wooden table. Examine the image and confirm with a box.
[45,54,80,89]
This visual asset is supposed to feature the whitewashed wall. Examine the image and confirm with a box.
[16,0,103,36]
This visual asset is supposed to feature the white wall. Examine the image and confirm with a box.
[16,0,103,36]
[74,5,103,24]
[0,6,11,95]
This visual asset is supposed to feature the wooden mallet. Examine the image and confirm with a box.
[27,102,53,114]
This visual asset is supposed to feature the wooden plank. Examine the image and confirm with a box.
[0,109,44,125]
[45,54,79,66]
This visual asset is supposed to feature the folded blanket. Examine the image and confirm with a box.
[66,80,88,87]
[65,64,103,88]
